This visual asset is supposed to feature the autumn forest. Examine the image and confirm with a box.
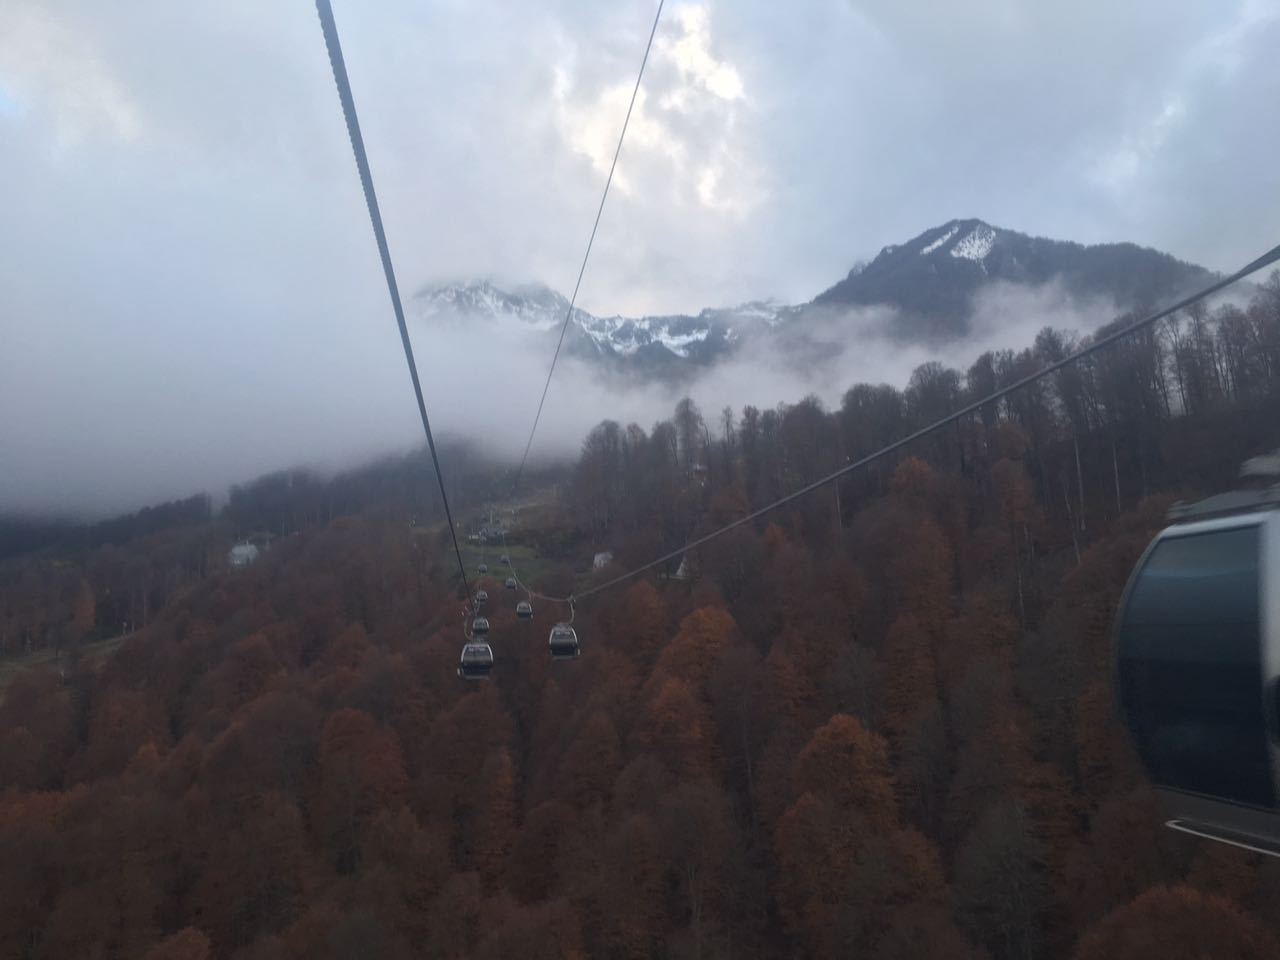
[4,274,1280,959]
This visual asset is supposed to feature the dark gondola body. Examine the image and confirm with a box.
[549,623,580,660]
[457,642,494,680]
[1115,492,1280,856]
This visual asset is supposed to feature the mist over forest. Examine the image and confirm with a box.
[1,262,1143,520]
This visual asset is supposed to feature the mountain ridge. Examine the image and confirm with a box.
[412,219,1219,378]
[814,217,1217,339]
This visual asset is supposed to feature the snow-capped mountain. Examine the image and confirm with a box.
[413,280,589,333]
[815,218,1215,340]
[413,220,1217,376]
[413,279,789,375]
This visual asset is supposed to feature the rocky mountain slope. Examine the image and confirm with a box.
[412,220,1217,378]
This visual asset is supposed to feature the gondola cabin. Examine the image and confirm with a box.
[549,623,580,660]
[1115,488,1280,856]
[475,589,488,606]
[471,616,491,636]
[457,642,494,680]
[516,600,533,620]
[505,577,517,590]
[478,563,488,574]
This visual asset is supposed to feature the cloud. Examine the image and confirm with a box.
[552,2,765,218]
[1090,98,1186,193]
[662,6,745,102]
[1,0,1278,515]
[0,5,141,146]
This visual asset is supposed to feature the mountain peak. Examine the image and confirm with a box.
[413,279,578,332]
[410,279,789,376]
[409,221,1217,373]
[815,218,1213,339]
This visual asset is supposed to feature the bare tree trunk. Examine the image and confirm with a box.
[688,865,704,960]
[740,709,757,838]
[1074,433,1086,533]
[1011,523,1025,624]
[1062,477,1080,565]
[1111,437,1122,517]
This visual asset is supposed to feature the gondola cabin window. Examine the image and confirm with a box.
[1118,523,1274,809]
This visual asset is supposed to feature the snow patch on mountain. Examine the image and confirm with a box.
[920,225,959,255]
[413,281,789,367]
[950,224,996,262]
[413,280,587,333]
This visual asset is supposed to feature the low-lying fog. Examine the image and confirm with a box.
[2,268,1122,518]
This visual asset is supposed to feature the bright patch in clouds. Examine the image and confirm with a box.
[553,2,764,218]
[663,5,745,102]
[0,87,18,116]
[1092,98,1186,191]
[0,4,142,146]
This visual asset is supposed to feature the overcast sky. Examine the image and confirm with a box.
[2,0,1278,516]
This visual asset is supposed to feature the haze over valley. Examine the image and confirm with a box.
[2,217,1233,518]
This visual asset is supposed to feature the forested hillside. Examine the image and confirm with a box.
[1,274,1279,959]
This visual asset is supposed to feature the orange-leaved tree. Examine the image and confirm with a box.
[1073,885,1279,960]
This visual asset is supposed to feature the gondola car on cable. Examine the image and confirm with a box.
[474,589,488,606]
[505,577,518,590]
[1114,486,1280,856]
[500,554,510,564]
[549,622,580,660]
[516,600,533,620]
[457,642,494,680]
[478,562,488,574]
[471,616,491,636]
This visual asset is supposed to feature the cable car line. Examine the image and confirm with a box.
[499,530,571,605]
[494,0,665,640]
[508,0,666,503]
[315,0,474,611]
[574,240,1280,603]
[496,530,580,658]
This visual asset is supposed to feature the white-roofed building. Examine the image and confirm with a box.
[229,542,260,567]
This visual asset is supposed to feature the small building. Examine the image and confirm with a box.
[229,542,260,568]
[593,551,614,570]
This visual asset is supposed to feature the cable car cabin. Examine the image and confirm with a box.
[505,577,517,590]
[471,616,491,636]
[457,642,494,680]
[549,623,580,660]
[478,563,488,574]
[1115,489,1280,856]
[500,554,510,564]
[516,600,533,620]
[475,589,489,606]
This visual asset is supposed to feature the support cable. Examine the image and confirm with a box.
[508,0,666,500]
[315,0,474,610]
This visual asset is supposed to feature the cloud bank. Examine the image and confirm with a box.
[2,0,1277,515]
